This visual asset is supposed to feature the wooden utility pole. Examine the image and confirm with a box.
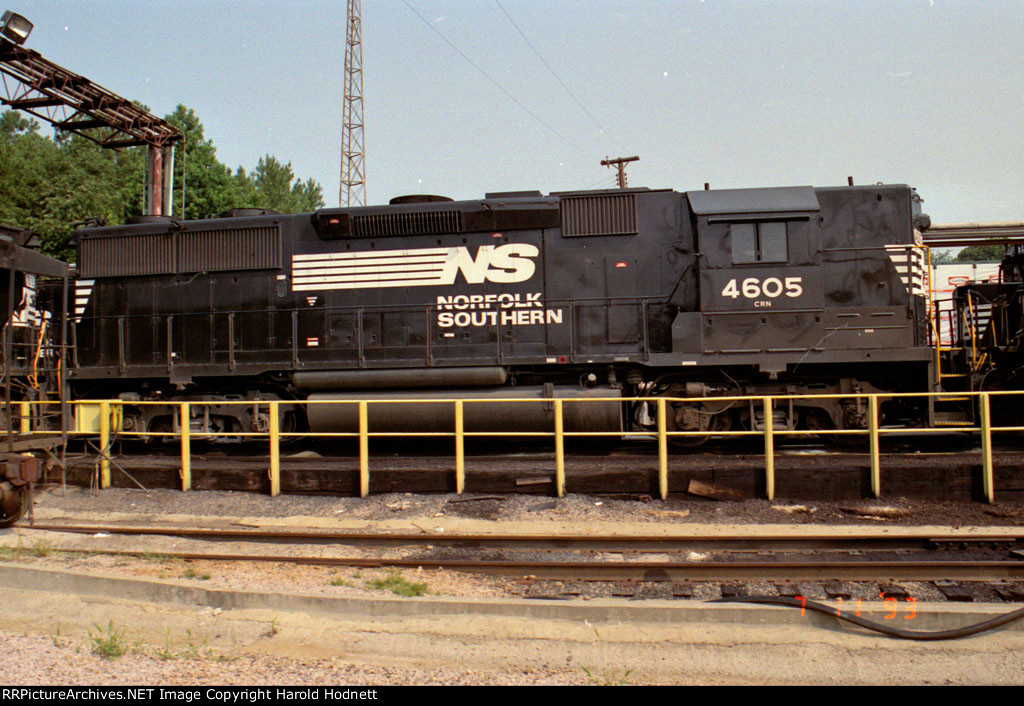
[601,155,639,189]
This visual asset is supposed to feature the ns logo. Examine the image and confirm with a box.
[444,244,539,284]
[291,242,539,292]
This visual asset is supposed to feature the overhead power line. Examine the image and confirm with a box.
[400,0,585,153]
[494,0,625,152]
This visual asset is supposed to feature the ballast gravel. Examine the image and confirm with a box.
[1,485,1022,685]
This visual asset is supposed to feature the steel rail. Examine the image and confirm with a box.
[24,524,1024,553]
[26,546,1024,582]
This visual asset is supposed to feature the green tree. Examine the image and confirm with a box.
[0,110,145,259]
[955,245,1005,262]
[165,108,323,217]
[0,105,324,260]
[292,177,325,213]
[250,155,325,213]
[0,110,56,229]
[34,133,145,259]
[165,105,242,220]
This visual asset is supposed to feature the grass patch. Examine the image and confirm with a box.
[365,572,428,597]
[580,666,634,686]
[154,628,230,661]
[0,539,27,559]
[155,630,178,661]
[140,551,176,564]
[30,540,53,557]
[181,629,209,659]
[88,621,128,660]
[329,576,354,588]
[52,625,70,648]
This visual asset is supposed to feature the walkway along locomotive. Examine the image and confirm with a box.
[67,182,955,442]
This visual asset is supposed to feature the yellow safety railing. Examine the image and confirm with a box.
[11,389,1024,504]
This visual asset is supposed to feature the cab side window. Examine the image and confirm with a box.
[731,222,788,264]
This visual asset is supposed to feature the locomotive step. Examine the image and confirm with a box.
[932,409,974,427]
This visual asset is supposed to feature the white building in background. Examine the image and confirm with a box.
[931,262,1001,345]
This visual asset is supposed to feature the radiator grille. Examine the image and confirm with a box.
[79,233,174,278]
[79,225,281,278]
[352,210,462,237]
[178,226,281,273]
[560,193,637,237]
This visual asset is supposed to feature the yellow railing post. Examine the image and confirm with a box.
[455,400,465,495]
[358,400,369,497]
[98,400,111,489]
[869,395,880,498]
[763,397,774,501]
[180,402,191,492]
[268,401,280,497]
[18,400,29,434]
[980,392,993,504]
[554,399,565,497]
[657,398,668,500]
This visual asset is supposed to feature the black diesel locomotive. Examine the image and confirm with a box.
[68,183,939,441]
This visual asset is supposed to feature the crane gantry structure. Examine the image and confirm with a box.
[0,34,182,215]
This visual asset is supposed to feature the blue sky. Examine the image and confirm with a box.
[6,0,1023,222]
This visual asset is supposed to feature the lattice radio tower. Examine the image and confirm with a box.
[340,0,366,206]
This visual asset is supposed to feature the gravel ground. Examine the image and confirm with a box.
[2,484,1022,685]
[8,485,1022,606]
[0,631,588,685]
[28,483,1024,527]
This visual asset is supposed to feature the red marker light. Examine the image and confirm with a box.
[615,261,628,268]
[492,232,503,238]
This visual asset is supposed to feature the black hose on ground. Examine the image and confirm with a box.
[711,595,1024,641]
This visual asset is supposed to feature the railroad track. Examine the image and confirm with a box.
[21,523,1024,583]
[23,523,1024,551]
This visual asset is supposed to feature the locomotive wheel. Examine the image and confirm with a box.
[665,406,731,449]
[0,482,26,528]
[668,434,708,449]
[805,408,867,447]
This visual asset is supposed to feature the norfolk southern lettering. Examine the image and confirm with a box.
[435,292,563,328]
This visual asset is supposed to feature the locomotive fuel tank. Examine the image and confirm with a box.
[306,386,623,434]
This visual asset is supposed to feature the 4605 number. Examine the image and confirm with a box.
[721,276,803,299]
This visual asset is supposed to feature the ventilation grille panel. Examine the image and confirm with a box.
[560,193,638,237]
[178,226,281,273]
[80,233,174,278]
[352,210,462,237]
[79,224,281,278]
